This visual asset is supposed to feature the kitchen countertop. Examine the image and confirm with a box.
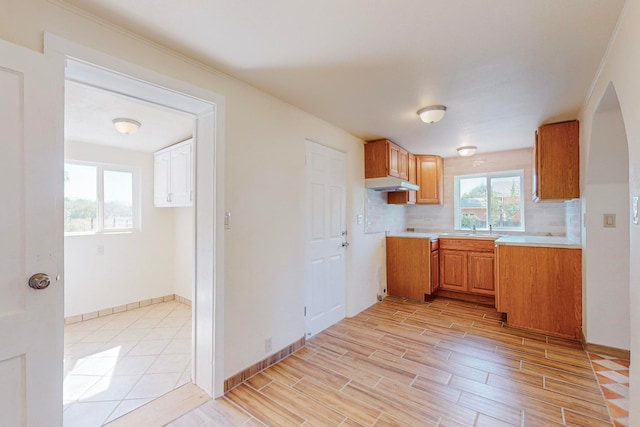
[494,235,581,249]
[386,231,581,248]
[386,232,440,240]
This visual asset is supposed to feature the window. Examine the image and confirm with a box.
[64,162,139,234]
[454,170,524,232]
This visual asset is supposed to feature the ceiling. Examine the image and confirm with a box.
[65,81,194,153]
[63,0,625,157]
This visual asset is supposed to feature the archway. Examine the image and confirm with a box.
[584,82,630,351]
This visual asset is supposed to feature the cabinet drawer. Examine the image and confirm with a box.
[439,238,495,252]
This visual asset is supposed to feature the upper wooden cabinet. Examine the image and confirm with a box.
[415,155,444,205]
[532,120,579,201]
[388,153,417,205]
[365,139,409,179]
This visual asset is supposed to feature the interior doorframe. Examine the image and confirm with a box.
[44,33,226,397]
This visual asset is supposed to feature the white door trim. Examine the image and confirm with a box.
[43,33,226,397]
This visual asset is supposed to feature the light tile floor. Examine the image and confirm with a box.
[63,300,192,426]
[589,352,630,427]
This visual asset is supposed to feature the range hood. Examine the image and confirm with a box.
[365,177,420,192]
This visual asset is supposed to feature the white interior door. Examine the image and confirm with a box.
[304,140,347,338]
[0,40,63,425]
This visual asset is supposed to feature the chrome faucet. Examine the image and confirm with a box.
[489,224,492,234]
[472,224,476,233]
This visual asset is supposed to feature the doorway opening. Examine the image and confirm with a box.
[62,79,197,425]
[584,82,630,351]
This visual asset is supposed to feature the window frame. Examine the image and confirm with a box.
[453,169,525,232]
[64,160,141,236]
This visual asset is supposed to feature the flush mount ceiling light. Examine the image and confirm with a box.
[457,146,477,157]
[417,105,447,124]
[112,118,141,135]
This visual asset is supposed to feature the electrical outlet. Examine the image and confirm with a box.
[265,337,272,353]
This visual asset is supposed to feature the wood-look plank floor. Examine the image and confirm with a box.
[168,297,612,426]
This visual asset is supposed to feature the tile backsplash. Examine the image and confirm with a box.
[365,189,407,233]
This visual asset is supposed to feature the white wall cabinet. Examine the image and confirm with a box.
[154,139,193,207]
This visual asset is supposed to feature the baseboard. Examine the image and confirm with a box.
[224,336,306,393]
[584,342,630,359]
[64,294,191,325]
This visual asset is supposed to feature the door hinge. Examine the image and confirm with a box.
[304,306,307,317]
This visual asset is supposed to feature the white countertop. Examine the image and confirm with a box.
[387,231,582,248]
[494,235,581,249]
[386,232,440,240]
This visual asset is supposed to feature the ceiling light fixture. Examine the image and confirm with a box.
[457,146,477,157]
[113,118,141,135]
[417,105,447,124]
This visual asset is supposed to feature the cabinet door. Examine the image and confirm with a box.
[468,252,495,295]
[388,142,400,178]
[387,153,416,205]
[407,153,416,204]
[154,151,171,207]
[386,237,430,301]
[364,139,390,178]
[534,120,579,201]
[398,148,409,180]
[170,142,192,206]
[430,250,440,293]
[416,155,443,204]
[440,249,466,291]
[496,245,582,339]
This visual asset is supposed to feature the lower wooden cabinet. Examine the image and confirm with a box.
[430,245,440,293]
[496,244,582,339]
[439,238,496,301]
[386,237,438,301]
[440,250,467,292]
[468,252,496,295]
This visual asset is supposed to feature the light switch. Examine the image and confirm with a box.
[603,213,616,228]
[224,211,231,229]
[357,214,364,225]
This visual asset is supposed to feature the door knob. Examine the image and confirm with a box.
[28,273,51,290]
[342,242,350,248]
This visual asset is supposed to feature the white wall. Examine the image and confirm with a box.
[174,207,194,301]
[0,0,379,380]
[577,1,640,422]
[405,148,569,235]
[584,184,630,349]
[64,141,175,317]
